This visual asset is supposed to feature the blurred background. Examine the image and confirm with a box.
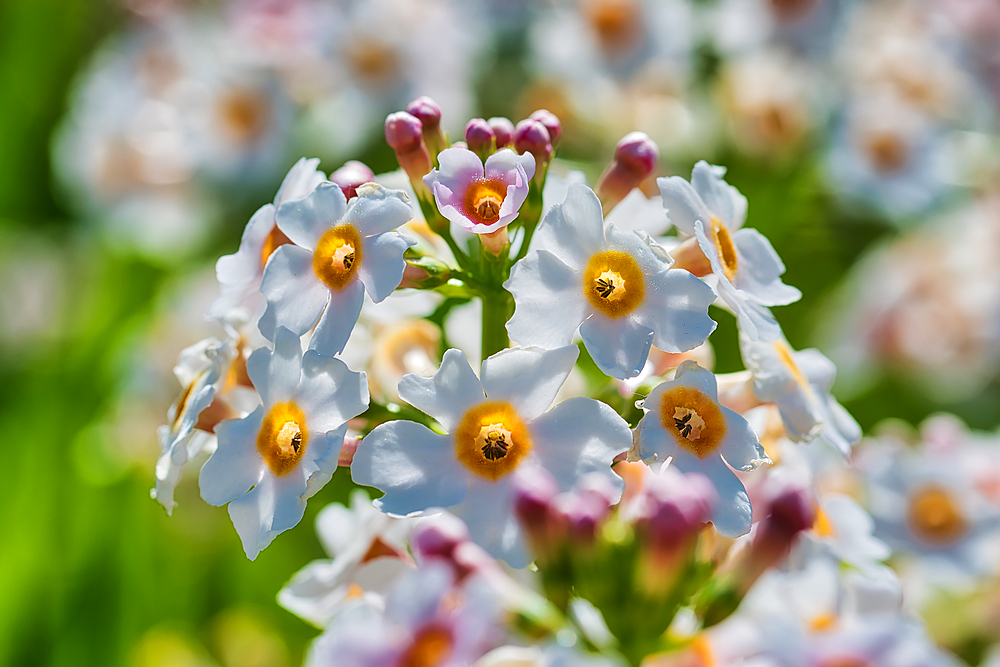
[1,0,999,664]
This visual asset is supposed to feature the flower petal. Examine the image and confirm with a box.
[632,268,717,353]
[247,326,303,406]
[274,157,325,207]
[297,351,369,431]
[657,175,711,236]
[731,228,801,307]
[397,348,485,431]
[308,279,365,357]
[532,183,606,270]
[450,476,528,567]
[199,408,266,506]
[277,182,347,251]
[505,250,588,349]
[580,313,654,380]
[259,244,329,341]
[344,184,414,237]
[357,231,414,303]
[480,345,579,423]
[351,421,469,515]
[671,450,752,538]
[228,470,309,560]
[691,161,738,229]
[209,203,275,319]
[484,148,536,183]
[720,406,770,471]
[529,397,630,492]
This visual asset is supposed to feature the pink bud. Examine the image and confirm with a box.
[385,111,424,153]
[488,117,515,148]
[740,486,816,591]
[514,119,553,166]
[406,96,442,132]
[464,118,495,156]
[529,109,562,147]
[633,468,715,552]
[595,131,659,213]
[412,513,469,561]
[330,160,375,200]
[513,467,562,559]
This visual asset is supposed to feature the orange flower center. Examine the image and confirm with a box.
[907,485,967,545]
[313,224,362,290]
[218,87,270,144]
[464,180,507,226]
[257,401,308,476]
[260,225,293,270]
[400,626,453,667]
[658,385,727,458]
[709,217,738,282]
[454,401,532,481]
[583,250,645,318]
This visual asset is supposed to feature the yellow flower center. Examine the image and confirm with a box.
[172,371,204,429]
[583,250,645,318]
[464,180,507,226]
[257,401,308,476]
[218,87,269,144]
[812,507,836,538]
[453,401,532,481]
[313,224,362,290]
[709,216,738,282]
[809,613,838,632]
[260,225,292,270]
[400,626,453,667]
[864,131,908,174]
[907,485,967,545]
[658,385,727,458]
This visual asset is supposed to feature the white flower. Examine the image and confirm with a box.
[199,327,369,559]
[152,333,250,514]
[208,157,327,321]
[658,161,800,341]
[635,360,768,537]
[278,489,414,627]
[740,333,861,456]
[258,182,415,356]
[352,346,632,566]
[796,493,891,572]
[305,563,502,667]
[505,183,717,380]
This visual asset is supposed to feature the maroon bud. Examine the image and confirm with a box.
[385,111,424,153]
[739,486,816,591]
[330,160,375,200]
[488,117,515,148]
[464,118,495,157]
[406,96,442,132]
[412,513,469,561]
[529,109,562,147]
[514,119,553,166]
[633,468,715,552]
[595,131,659,212]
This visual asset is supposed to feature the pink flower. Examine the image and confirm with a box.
[423,146,535,234]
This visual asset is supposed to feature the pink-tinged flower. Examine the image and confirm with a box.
[424,146,536,234]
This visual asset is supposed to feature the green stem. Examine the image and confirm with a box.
[480,287,510,360]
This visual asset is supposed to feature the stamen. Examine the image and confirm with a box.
[454,402,532,481]
[583,251,645,317]
[659,386,727,458]
[464,180,508,227]
[479,423,512,461]
[257,401,309,476]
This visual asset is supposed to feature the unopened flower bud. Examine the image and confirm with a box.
[740,486,815,591]
[406,96,446,157]
[529,109,562,147]
[488,117,515,148]
[514,119,553,169]
[385,111,433,195]
[412,513,469,561]
[399,256,452,289]
[464,118,495,159]
[595,131,659,213]
[480,226,508,257]
[633,468,715,552]
[513,467,561,559]
[337,436,360,467]
[330,160,375,200]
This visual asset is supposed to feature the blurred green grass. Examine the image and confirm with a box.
[1,2,998,666]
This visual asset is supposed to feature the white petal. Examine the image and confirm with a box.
[397,348,485,431]
[480,345,579,422]
[691,161,736,229]
[308,279,365,357]
[344,185,414,237]
[450,477,528,567]
[720,406,769,471]
[636,407,679,463]
[228,471,308,560]
[714,276,783,342]
[352,421,469,515]
[484,148,536,182]
[603,223,668,275]
[259,244,329,340]
[580,314,654,380]
[633,268,717,353]
[435,146,485,182]
[209,204,274,318]
[274,157,326,206]
[505,250,588,349]
[529,397,631,491]
[670,359,722,401]
[532,184,606,270]
[795,348,837,392]
[357,231,413,303]
[277,182,348,251]
[656,175,711,236]
[199,409,266,506]
[297,351,369,431]
[671,451,752,538]
[247,326,303,407]
[731,229,801,307]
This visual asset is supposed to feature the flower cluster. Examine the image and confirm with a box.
[152,96,983,666]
